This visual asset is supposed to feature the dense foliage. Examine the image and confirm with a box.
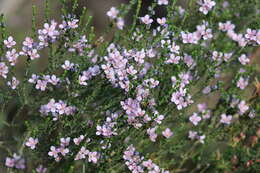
[0,0,259,172]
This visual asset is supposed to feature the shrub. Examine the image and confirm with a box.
[0,0,259,172]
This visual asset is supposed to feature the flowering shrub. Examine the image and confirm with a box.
[0,0,260,172]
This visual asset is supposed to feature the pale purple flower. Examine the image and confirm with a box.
[248,110,256,119]
[154,114,164,124]
[36,80,48,91]
[5,157,15,168]
[106,7,119,19]
[67,19,79,29]
[88,151,99,163]
[198,0,216,15]
[198,135,206,144]
[74,147,89,160]
[79,74,88,85]
[158,0,168,5]
[188,131,198,140]
[165,54,181,64]
[4,36,16,48]
[236,77,248,90]
[48,146,59,158]
[0,62,9,78]
[162,128,173,138]
[55,101,67,115]
[49,75,60,85]
[7,77,20,89]
[73,135,85,145]
[237,100,249,115]
[197,103,207,112]
[6,49,19,66]
[147,127,157,142]
[116,17,125,30]
[36,165,47,173]
[245,28,257,41]
[181,32,199,44]
[42,21,59,37]
[46,99,57,113]
[58,147,69,156]
[219,21,235,32]
[140,15,153,25]
[238,54,250,65]
[28,49,40,60]
[220,113,232,125]
[62,60,74,70]
[25,137,38,149]
[5,154,25,170]
[189,113,202,126]
[23,37,34,49]
[60,137,70,147]
[157,17,166,25]
[202,86,211,94]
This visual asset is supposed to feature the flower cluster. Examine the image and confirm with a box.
[39,99,76,120]
[1,0,259,172]
[79,65,100,86]
[123,145,169,173]
[198,0,216,15]
[5,154,25,170]
[106,7,124,30]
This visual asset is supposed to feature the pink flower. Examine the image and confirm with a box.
[25,137,38,149]
[74,147,89,160]
[0,62,9,78]
[23,37,34,48]
[237,100,249,115]
[5,154,25,170]
[236,77,248,90]
[116,17,124,30]
[60,137,70,147]
[88,151,99,163]
[140,15,153,25]
[198,135,206,144]
[62,60,75,70]
[67,19,79,29]
[197,103,207,112]
[198,0,216,15]
[162,128,173,138]
[158,0,168,5]
[58,147,69,156]
[4,36,16,48]
[5,157,15,168]
[28,74,38,83]
[245,28,257,41]
[48,146,59,158]
[188,131,198,140]
[181,32,199,44]
[238,54,250,65]
[157,17,166,25]
[219,21,235,32]
[42,22,59,37]
[36,165,47,173]
[7,77,20,89]
[36,80,48,91]
[28,49,40,60]
[220,113,232,125]
[6,49,19,66]
[49,75,60,85]
[165,54,181,64]
[189,113,202,126]
[147,127,157,142]
[106,7,119,19]
[73,135,84,145]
